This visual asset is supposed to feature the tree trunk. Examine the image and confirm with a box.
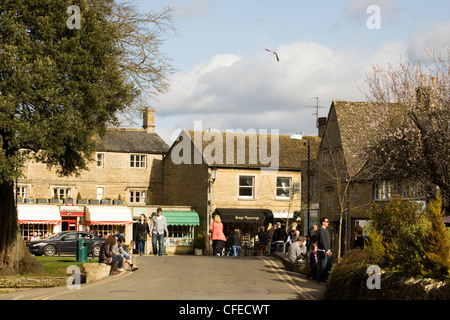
[0,181,46,275]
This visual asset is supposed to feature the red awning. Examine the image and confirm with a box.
[17,205,61,224]
[85,206,132,225]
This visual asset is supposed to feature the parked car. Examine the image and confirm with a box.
[26,231,105,257]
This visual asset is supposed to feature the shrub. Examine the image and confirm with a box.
[325,249,383,300]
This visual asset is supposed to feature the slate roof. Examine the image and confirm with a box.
[330,100,377,176]
[175,130,321,170]
[95,128,170,154]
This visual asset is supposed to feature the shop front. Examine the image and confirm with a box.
[17,205,61,241]
[85,206,133,242]
[213,208,274,254]
[164,211,200,255]
[60,205,85,231]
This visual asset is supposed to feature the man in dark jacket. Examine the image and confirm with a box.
[271,221,288,253]
[317,217,332,283]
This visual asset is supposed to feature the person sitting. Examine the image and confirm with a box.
[116,236,138,271]
[99,236,120,275]
[288,237,307,264]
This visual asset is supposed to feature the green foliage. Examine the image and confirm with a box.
[325,249,383,299]
[391,219,429,276]
[193,233,205,249]
[0,0,136,181]
[422,195,450,279]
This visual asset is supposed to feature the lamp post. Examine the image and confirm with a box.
[290,134,311,237]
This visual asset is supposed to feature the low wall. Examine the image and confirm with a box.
[0,277,67,288]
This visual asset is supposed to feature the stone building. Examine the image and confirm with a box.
[16,110,171,244]
[162,129,321,253]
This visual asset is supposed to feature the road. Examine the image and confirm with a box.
[0,255,324,301]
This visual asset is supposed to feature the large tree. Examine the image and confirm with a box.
[0,0,173,275]
[362,48,450,208]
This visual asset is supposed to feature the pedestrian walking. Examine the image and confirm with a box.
[209,214,227,256]
[135,214,150,256]
[150,207,168,256]
[317,217,332,283]
[353,225,364,249]
[267,223,274,254]
[258,226,268,256]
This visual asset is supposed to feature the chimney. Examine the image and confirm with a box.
[143,108,155,133]
[317,117,327,138]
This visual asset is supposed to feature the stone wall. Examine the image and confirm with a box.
[0,277,67,288]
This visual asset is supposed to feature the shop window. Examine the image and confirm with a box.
[239,176,254,198]
[130,154,146,168]
[168,225,194,246]
[21,224,52,241]
[276,177,291,199]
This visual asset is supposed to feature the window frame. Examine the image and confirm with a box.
[238,176,255,199]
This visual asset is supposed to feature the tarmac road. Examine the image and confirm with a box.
[0,255,324,301]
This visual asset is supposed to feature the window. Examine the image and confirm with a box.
[326,189,333,209]
[239,176,254,198]
[374,181,391,201]
[168,225,195,246]
[53,187,72,200]
[129,190,146,204]
[276,177,291,199]
[96,153,104,168]
[16,186,27,199]
[96,187,104,200]
[130,154,146,168]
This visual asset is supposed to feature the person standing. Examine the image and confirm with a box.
[135,214,150,256]
[209,215,227,256]
[230,228,242,256]
[317,217,332,283]
[150,207,168,256]
[307,243,318,280]
[271,221,287,253]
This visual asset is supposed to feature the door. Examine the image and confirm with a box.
[61,217,77,231]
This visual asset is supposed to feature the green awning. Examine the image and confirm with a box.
[163,211,200,226]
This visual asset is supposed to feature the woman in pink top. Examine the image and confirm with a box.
[209,215,227,256]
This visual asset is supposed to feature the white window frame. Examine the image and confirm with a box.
[52,187,73,200]
[96,153,104,168]
[129,190,147,204]
[276,177,292,199]
[130,154,147,169]
[239,176,255,199]
[374,180,391,201]
[96,187,104,200]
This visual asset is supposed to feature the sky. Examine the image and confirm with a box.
[128,0,449,144]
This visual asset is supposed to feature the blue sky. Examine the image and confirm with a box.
[129,0,449,143]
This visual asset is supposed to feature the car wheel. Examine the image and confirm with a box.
[92,245,101,257]
[44,245,57,257]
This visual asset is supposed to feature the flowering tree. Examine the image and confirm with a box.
[362,48,450,208]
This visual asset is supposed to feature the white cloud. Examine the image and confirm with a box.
[152,40,410,144]
[407,21,450,61]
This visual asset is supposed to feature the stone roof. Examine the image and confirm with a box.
[95,128,169,154]
[175,130,321,170]
[330,100,377,176]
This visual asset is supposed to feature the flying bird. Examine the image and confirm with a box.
[265,48,279,62]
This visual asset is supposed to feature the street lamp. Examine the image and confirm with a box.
[290,134,311,237]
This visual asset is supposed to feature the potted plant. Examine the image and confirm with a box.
[193,233,205,256]
[113,194,123,205]
[76,192,87,205]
